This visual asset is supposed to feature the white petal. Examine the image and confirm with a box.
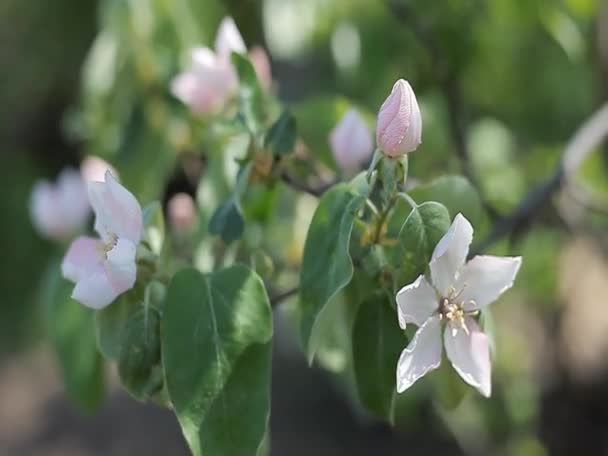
[191,47,218,71]
[61,236,103,283]
[444,317,491,397]
[396,316,442,393]
[430,213,473,296]
[104,238,137,295]
[456,255,522,311]
[215,17,246,60]
[72,266,119,309]
[396,275,438,329]
[88,171,142,243]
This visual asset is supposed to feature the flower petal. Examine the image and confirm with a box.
[329,108,373,171]
[61,236,103,283]
[72,266,119,309]
[88,171,142,243]
[430,213,473,296]
[215,17,247,60]
[396,316,442,393]
[444,317,491,397]
[103,238,137,295]
[456,255,522,311]
[396,275,438,329]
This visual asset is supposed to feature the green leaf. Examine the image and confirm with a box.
[398,201,451,271]
[208,197,245,243]
[162,266,273,456]
[264,110,297,157]
[142,201,165,256]
[118,307,163,401]
[299,183,365,361]
[42,260,105,412]
[352,297,404,420]
[232,53,265,133]
[95,297,138,360]
[409,175,483,226]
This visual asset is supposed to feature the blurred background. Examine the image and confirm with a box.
[1,0,608,454]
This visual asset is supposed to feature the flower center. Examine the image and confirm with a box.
[438,286,477,336]
[97,232,118,259]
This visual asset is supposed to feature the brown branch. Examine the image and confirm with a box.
[270,286,299,307]
[472,103,608,254]
[279,170,335,197]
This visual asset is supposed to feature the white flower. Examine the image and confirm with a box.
[395,213,521,397]
[30,168,90,240]
[62,171,142,309]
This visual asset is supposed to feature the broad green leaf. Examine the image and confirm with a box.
[42,260,105,412]
[208,197,245,243]
[118,307,163,401]
[264,110,296,157]
[142,201,165,256]
[352,297,404,420]
[95,296,138,360]
[409,175,483,226]
[398,201,451,271]
[162,266,273,456]
[299,183,365,361]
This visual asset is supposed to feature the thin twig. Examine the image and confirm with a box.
[280,170,335,197]
[270,286,299,307]
[473,103,608,254]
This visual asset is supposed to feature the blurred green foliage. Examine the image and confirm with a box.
[2,0,608,454]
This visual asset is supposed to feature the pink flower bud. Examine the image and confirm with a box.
[168,192,197,231]
[80,155,116,182]
[329,109,373,172]
[376,79,422,157]
[62,171,142,309]
[30,168,90,240]
[249,46,272,90]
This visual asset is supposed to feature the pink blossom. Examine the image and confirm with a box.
[30,168,90,240]
[171,17,246,114]
[168,192,197,231]
[62,171,142,309]
[395,214,521,397]
[249,46,272,90]
[376,79,422,157]
[329,108,373,172]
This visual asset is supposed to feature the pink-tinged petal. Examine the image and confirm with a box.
[456,256,522,311]
[81,155,117,183]
[191,47,218,71]
[104,238,137,294]
[249,46,272,90]
[62,236,103,283]
[56,169,90,230]
[170,71,230,115]
[430,213,473,296]
[215,17,247,61]
[376,79,422,157]
[396,316,442,393]
[30,181,64,239]
[444,317,491,397]
[329,108,374,172]
[88,171,142,243]
[396,275,438,329]
[72,266,119,309]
